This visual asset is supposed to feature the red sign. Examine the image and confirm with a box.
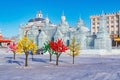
[0,39,11,43]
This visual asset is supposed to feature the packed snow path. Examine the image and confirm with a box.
[0,54,120,80]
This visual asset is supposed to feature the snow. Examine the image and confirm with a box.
[1,49,120,80]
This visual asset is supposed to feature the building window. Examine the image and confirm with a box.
[97,26,99,29]
[92,23,95,25]
[107,17,109,20]
[93,18,95,21]
[116,31,119,34]
[111,31,114,34]
[116,23,119,26]
[111,26,114,31]
[111,16,114,20]
[93,32,95,35]
[92,27,95,29]
[107,26,109,32]
[111,26,114,28]
[116,17,119,20]
[97,22,99,25]
[111,21,114,23]
[116,20,119,23]
[116,25,119,27]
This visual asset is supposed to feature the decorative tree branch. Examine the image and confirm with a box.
[8,42,17,60]
[68,37,80,64]
[49,39,68,65]
[16,36,37,67]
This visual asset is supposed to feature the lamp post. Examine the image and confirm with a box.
[36,26,41,46]
[25,27,29,36]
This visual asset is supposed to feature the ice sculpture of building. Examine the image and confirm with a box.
[19,11,112,50]
[94,13,112,50]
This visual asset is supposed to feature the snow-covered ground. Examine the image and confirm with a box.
[1,49,120,80]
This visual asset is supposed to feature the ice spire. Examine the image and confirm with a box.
[45,14,49,24]
[36,10,43,18]
[61,11,66,23]
[98,10,107,33]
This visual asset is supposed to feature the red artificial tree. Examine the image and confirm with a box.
[49,39,68,65]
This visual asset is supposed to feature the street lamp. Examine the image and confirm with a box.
[36,25,42,46]
[25,27,29,36]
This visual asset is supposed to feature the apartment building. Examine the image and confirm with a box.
[90,11,120,38]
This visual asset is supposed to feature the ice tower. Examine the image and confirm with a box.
[94,12,112,50]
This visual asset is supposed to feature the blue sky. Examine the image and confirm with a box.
[0,0,120,38]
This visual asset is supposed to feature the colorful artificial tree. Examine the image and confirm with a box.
[49,39,68,65]
[8,42,17,60]
[16,36,37,67]
[68,37,80,64]
[43,41,54,62]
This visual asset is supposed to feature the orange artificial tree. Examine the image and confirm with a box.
[16,36,37,67]
[49,39,68,65]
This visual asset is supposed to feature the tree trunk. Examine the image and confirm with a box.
[25,52,29,67]
[56,55,59,65]
[56,53,61,65]
[73,52,75,64]
[49,53,52,62]
[73,55,75,64]
[13,51,16,60]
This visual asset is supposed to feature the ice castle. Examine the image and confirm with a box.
[19,11,112,50]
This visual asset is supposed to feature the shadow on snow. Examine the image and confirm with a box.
[6,60,24,66]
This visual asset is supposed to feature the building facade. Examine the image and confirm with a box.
[19,11,112,50]
[90,11,120,47]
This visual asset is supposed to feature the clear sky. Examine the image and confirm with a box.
[0,0,120,38]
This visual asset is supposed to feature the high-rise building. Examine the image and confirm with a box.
[90,11,120,47]
[90,11,120,38]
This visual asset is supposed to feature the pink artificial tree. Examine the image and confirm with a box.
[8,42,17,60]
